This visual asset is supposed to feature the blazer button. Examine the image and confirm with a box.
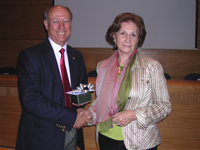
[62,128,65,132]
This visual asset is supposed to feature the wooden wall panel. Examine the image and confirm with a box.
[0,0,52,68]
[0,40,44,68]
[0,0,200,80]
[0,5,49,40]
[0,96,21,147]
[77,48,200,79]
[139,49,200,79]
[158,81,200,150]
[0,0,52,5]
[0,1,53,147]
[0,1,200,149]
[77,48,114,74]
[1,76,200,150]
[0,76,20,147]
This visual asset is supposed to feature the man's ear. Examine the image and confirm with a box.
[44,20,48,30]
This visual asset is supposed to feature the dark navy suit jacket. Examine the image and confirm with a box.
[16,39,88,150]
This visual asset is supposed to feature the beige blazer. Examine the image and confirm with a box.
[89,52,171,150]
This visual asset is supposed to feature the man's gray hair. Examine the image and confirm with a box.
[44,6,73,23]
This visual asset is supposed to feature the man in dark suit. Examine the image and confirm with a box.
[16,5,89,150]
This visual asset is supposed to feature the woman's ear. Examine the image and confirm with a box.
[113,34,116,43]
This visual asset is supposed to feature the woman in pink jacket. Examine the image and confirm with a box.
[85,12,171,150]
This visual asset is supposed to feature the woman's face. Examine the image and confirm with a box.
[113,21,139,55]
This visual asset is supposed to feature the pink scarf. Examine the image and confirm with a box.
[92,49,137,124]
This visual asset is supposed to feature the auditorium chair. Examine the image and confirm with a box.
[87,70,97,77]
[164,73,171,80]
[0,67,17,74]
[184,73,200,80]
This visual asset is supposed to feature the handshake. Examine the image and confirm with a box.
[73,108,93,129]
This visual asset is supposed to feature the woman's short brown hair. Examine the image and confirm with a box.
[106,13,146,48]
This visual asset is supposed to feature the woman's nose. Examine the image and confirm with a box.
[125,35,130,42]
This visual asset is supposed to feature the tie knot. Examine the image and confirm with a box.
[59,48,65,54]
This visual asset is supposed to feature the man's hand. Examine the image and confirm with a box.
[73,109,90,129]
[80,109,93,120]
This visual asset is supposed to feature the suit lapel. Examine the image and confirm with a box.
[67,45,77,90]
[42,39,64,96]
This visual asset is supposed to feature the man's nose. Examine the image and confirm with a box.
[59,22,64,29]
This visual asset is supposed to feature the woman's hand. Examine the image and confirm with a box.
[112,110,137,127]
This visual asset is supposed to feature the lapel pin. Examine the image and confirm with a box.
[73,57,75,59]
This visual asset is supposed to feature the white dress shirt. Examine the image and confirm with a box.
[48,37,71,86]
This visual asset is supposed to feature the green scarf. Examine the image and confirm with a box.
[117,54,136,112]
[99,53,136,132]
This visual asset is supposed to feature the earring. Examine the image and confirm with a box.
[113,41,117,50]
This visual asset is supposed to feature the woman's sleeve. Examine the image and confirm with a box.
[134,61,171,129]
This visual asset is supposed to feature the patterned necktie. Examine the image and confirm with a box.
[59,48,72,108]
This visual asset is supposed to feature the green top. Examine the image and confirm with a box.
[98,65,125,140]
[99,121,123,140]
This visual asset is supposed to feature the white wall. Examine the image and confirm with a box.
[54,0,197,49]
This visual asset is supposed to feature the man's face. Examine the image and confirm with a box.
[44,6,72,47]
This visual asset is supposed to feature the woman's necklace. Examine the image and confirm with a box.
[118,64,124,75]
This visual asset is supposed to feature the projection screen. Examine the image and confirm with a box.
[54,0,197,50]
